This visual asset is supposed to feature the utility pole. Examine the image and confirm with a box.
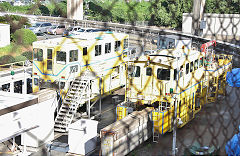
[192,0,206,36]
[172,57,180,156]
[67,0,84,20]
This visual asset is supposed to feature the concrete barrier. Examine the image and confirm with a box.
[100,107,153,156]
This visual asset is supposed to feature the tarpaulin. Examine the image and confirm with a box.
[226,68,240,87]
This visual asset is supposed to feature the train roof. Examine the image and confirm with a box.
[130,48,202,68]
[33,32,128,47]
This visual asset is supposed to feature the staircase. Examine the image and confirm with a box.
[54,77,90,132]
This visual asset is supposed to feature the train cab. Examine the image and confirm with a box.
[124,43,206,136]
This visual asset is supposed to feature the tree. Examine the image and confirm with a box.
[12,29,37,45]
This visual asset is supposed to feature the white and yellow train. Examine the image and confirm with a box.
[117,39,232,141]
[32,32,129,98]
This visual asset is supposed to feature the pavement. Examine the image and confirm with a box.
[128,86,240,156]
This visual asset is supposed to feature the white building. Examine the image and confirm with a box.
[0,24,10,48]
[13,0,25,6]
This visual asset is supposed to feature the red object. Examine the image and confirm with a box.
[61,76,65,79]
[34,72,37,75]
[200,40,216,54]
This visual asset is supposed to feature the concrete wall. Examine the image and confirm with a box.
[182,13,240,39]
[21,89,57,148]
[0,89,57,147]
[0,24,10,48]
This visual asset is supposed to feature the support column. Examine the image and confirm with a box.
[10,80,14,93]
[67,0,84,20]
[22,70,27,94]
[192,0,206,36]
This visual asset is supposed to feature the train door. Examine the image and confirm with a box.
[153,67,162,97]
[189,93,194,119]
[44,48,54,74]
[127,64,142,98]
[142,66,153,100]
[33,48,43,93]
[33,48,44,74]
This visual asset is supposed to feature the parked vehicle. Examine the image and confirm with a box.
[47,25,66,35]
[62,26,81,36]
[29,22,52,34]
[13,0,24,6]
[70,28,111,36]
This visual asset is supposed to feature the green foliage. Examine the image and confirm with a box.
[0,43,22,56]
[0,2,12,12]
[52,1,67,17]
[0,15,31,33]
[87,0,239,28]
[12,29,37,45]
[205,0,240,14]
[0,2,33,14]
[21,51,33,60]
[0,55,15,65]
[87,0,192,28]
[39,5,50,15]
[15,55,27,62]
[46,2,56,15]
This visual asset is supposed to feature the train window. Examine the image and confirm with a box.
[219,55,225,59]
[194,59,198,70]
[174,69,177,80]
[47,49,52,59]
[199,58,203,67]
[186,63,189,74]
[70,65,78,73]
[47,60,52,70]
[168,41,175,49]
[190,61,194,72]
[95,45,102,56]
[83,47,87,56]
[124,39,128,49]
[33,48,43,61]
[180,65,183,77]
[114,66,120,73]
[160,39,167,49]
[69,50,78,62]
[60,82,65,89]
[56,51,66,64]
[146,67,152,76]
[130,66,140,77]
[157,68,170,80]
[105,43,111,54]
[115,41,121,51]
[34,78,39,86]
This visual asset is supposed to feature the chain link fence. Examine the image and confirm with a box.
[0,0,240,155]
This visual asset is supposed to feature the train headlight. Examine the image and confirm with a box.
[137,94,144,100]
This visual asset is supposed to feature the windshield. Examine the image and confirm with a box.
[86,29,94,32]
[51,26,57,29]
[32,23,41,27]
[67,27,73,31]
[77,29,85,32]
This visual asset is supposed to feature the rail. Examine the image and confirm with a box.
[0,60,31,72]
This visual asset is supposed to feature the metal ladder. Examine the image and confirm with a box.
[152,109,160,143]
[54,78,90,132]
